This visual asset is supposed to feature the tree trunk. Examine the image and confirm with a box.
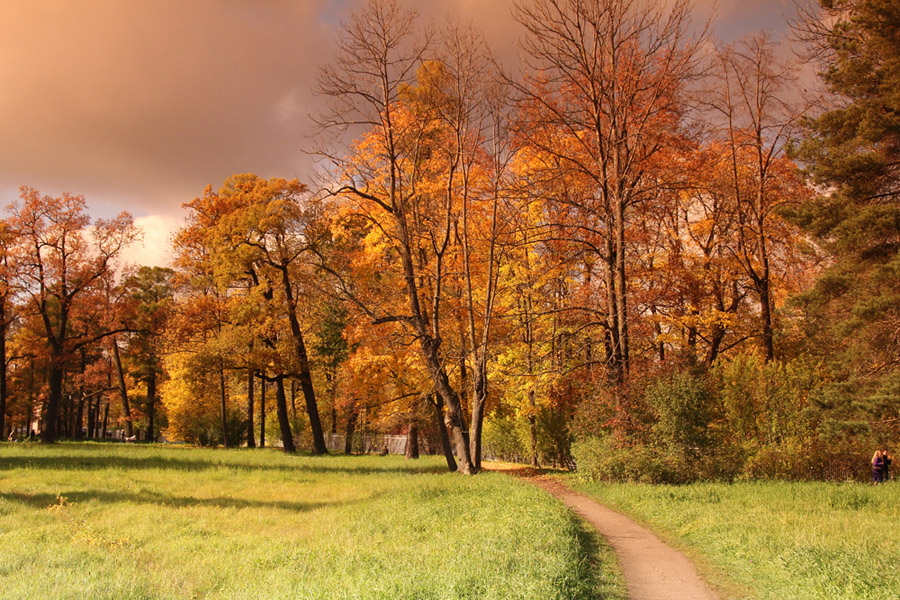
[468,356,488,470]
[405,412,419,460]
[218,361,229,448]
[112,338,133,438]
[87,399,95,439]
[147,370,157,442]
[41,354,64,443]
[290,380,297,421]
[101,401,109,439]
[529,390,539,468]
[259,375,266,448]
[274,376,296,453]
[74,396,85,440]
[432,395,457,471]
[0,305,6,441]
[420,339,473,473]
[758,276,774,362]
[278,265,327,454]
[605,242,623,383]
[615,195,630,377]
[246,369,256,448]
[344,408,357,454]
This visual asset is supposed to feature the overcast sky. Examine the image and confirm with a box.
[0,0,798,266]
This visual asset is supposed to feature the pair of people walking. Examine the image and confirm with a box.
[872,450,892,483]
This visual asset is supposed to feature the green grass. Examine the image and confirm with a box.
[570,478,900,600]
[0,443,624,600]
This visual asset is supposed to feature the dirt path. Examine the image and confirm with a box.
[520,474,719,600]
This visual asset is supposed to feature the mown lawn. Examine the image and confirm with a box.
[571,478,900,600]
[0,443,624,600]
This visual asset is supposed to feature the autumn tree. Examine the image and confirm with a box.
[318,0,482,472]
[511,0,705,382]
[8,187,138,443]
[0,221,17,438]
[174,175,329,453]
[703,35,811,362]
[120,266,175,441]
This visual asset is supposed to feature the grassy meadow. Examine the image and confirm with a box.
[571,478,900,600]
[0,443,624,600]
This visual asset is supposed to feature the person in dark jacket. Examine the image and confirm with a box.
[872,450,885,484]
[882,450,891,482]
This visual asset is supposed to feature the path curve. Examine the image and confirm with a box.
[520,474,718,600]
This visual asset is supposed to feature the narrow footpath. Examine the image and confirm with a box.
[519,474,719,600]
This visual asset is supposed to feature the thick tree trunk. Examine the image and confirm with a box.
[432,395,457,472]
[405,412,419,460]
[421,340,473,473]
[41,355,64,443]
[274,376,295,453]
[112,338,133,438]
[469,358,488,470]
[246,369,255,448]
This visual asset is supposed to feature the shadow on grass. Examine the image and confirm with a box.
[569,514,627,600]
[0,452,447,476]
[0,488,372,513]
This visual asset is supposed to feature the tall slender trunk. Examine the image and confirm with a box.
[274,376,295,453]
[344,407,357,454]
[218,361,228,448]
[405,401,419,459]
[74,397,85,440]
[87,399,95,439]
[605,240,623,383]
[757,201,774,362]
[759,275,774,362]
[0,303,6,440]
[329,370,338,435]
[246,369,256,448]
[615,195,629,377]
[74,350,86,440]
[277,265,327,454]
[112,338,133,438]
[101,401,109,439]
[146,370,157,442]
[259,375,266,448]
